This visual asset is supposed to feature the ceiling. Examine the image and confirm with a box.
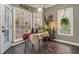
[28,4,55,8]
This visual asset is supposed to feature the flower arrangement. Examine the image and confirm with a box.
[60,16,69,26]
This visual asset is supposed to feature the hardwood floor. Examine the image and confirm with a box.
[4,41,79,54]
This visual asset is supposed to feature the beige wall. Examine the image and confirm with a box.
[45,4,79,43]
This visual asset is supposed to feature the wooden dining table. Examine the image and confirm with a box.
[29,32,49,45]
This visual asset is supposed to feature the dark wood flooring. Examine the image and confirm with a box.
[4,41,79,54]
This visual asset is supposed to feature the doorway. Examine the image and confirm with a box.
[0,5,12,53]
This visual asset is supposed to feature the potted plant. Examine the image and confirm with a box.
[60,16,69,29]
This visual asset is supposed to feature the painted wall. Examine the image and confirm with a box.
[45,4,79,43]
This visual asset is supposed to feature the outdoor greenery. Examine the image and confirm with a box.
[60,16,69,26]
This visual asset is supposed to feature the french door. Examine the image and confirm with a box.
[0,5,12,53]
[13,7,32,42]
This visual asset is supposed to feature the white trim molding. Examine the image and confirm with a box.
[55,39,79,46]
[12,40,24,46]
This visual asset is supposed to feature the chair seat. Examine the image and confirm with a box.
[23,32,31,40]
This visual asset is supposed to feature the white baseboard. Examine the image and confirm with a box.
[55,39,79,46]
[12,40,24,46]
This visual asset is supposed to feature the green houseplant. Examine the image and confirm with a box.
[60,16,70,31]
[60,16,69,27]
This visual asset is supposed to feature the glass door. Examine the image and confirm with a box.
[0,5,12,53]
[13,7,32,42]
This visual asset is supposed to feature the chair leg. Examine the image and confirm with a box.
[24,40,29,53]
[24,40,27,53]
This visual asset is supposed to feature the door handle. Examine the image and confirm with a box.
[2,30,5,32]
[2,26,4,28]
[11,25,12,28]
